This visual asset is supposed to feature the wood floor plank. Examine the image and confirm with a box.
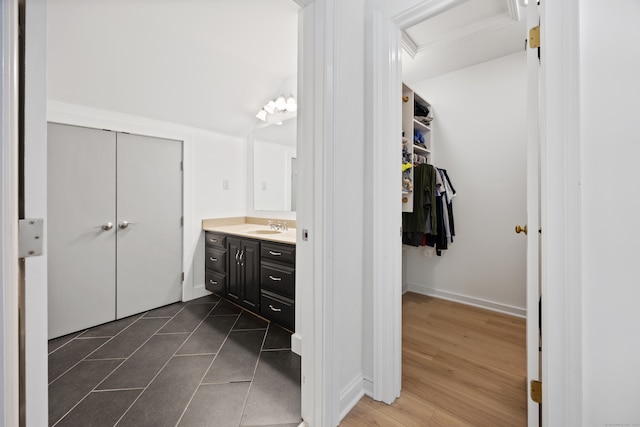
[359,393,436,427]
[340,293,527,426]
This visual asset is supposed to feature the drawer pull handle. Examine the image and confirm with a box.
[269,275,282,282]
[269,304,282,312]
[209,257,217,262]
[269,251,282,256]
[209,238,217,243]
[209,280,218,285]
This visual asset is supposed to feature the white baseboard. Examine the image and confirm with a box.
[363,376,374,397]
[406,282,526,318]
[291,333,302,356]
[338,375,365,422]
[186,285,213,302]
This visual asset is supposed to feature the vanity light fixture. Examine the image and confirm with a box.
[256,109,268,121]
[256,94,297,122]
[275,95,287,111]
[286,95,297,112]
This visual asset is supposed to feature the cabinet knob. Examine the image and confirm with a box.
[515,225,528,235]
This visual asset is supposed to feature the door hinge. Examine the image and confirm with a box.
[529,26,540,49]
[181,272,185,283]
[530,380,542,404]
[180,161,183,171]
[181,216,184,226]
[18,218,44,258]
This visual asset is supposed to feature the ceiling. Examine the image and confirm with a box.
[47,0,526,137]
[401,0,527,84]
[47,0,299,137]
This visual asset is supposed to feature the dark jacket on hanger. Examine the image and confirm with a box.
[402,163,437,234]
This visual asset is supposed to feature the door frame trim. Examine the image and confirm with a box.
[368,0,584,425]
[539,0,583,424]
[1,0,20,424]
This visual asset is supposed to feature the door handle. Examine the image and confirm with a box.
[515,225,528,235]
[95,222,114,231]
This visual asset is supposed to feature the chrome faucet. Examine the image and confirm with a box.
[268,220,287,231]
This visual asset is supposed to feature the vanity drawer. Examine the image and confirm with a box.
[261,242,296,265]
[205,247,227,273]
[205,269,226,295]
[260,290,294,331]
[205,232,227,249]
[261,261,295,298]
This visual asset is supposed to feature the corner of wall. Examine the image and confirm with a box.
[338,374,365,422]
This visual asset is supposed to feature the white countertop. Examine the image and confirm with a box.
[203,222,296,245]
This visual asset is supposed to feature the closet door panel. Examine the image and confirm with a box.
[47,123,117,339]
[115,133,183,318]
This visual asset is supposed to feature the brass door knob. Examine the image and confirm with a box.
[515,225,528,235]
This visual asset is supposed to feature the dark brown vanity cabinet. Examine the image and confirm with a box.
[260,242,296,331]
[204,231,295,330]
[204,232,227,295]
[227,237,261,312]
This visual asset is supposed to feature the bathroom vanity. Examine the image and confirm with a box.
[203,218,296,331]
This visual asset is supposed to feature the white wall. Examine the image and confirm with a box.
[48,102,247,303]
[404,52,527,315]
[580,0,640,423]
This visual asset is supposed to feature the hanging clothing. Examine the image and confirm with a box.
[402,165,457,256]
[402,163,436,234]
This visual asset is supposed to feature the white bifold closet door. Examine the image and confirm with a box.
[47,123,182,339]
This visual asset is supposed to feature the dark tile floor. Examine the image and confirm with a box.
[48,294,302,427]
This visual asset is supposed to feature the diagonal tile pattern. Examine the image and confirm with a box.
[48,296,301,427]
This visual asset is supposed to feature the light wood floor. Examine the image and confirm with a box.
[341,292,527,426]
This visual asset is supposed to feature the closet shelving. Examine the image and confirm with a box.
[402,83,432,213]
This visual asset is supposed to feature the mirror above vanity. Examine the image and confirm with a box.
[252,118,297,212]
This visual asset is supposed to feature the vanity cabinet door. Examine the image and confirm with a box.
[241,240,260,311]
[226,237,260,313]
[227,237,241,303]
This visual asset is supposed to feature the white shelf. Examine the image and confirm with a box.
[413,144,431,154]
[402,83,433,213]
[413,118,431,131]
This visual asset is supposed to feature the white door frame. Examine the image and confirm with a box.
[1,0,21,424]
[368,0,584,424]
[538,0,583,424]
[23,0,49,425]
[525,1,540,425]
[296,0,336,424]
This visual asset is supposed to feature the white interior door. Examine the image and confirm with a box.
[526,3,541,425]
[116,133,182,318]
[47,123,117,339]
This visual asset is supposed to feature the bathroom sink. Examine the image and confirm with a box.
[251,229,282,235]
